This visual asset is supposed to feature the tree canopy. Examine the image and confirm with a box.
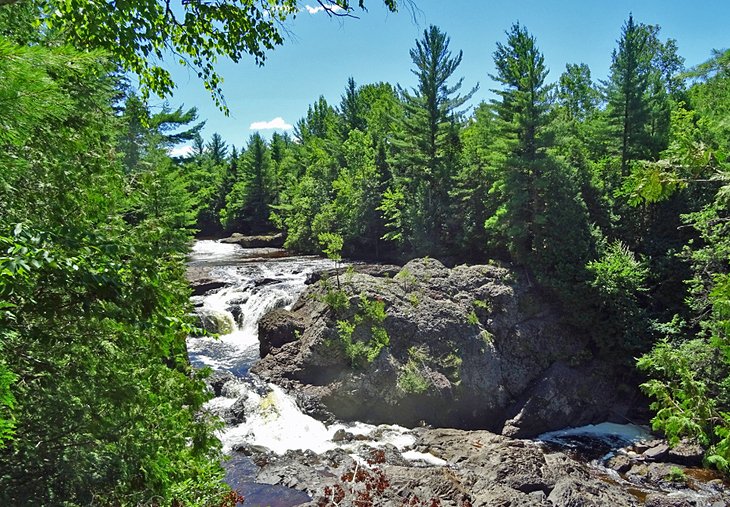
[0,0,400,108]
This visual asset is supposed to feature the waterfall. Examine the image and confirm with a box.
[187,240,421,458]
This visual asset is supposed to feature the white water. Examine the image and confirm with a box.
[188,240,435,462]
[188,241,333,374]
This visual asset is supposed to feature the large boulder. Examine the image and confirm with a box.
[258,308,306,358]
[219,232,285,248]
[252,258,635,437]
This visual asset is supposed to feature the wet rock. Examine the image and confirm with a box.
[644,494,694,507]
[254,428,649,507]
[195,309,234,335]
[258,308,305,358]
[633,439,664,453]
[191,280,226,296]
[231,443,271,457]
[254,277,279,287]
[227,396,247,424]
[332,429,352,442]
[227,304,244,325]
[608,454,633,474]
[206,371,236,397]
[667,440,705,467]
[644,443,670,461]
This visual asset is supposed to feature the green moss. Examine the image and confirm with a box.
[480,329,494,344]
[467,310,480,326]
[398,360,429,394]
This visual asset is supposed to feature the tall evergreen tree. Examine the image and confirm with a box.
[383,25,476,255]
[486,22,552,264]
[604,15,680,173]
[487,23,593,296]
[557,63,599,122]
[339,76,366,134]
[206,132,228,165]
[222,133,273,232]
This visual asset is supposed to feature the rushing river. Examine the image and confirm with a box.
[188,239,713,506]
[187,241,444,505]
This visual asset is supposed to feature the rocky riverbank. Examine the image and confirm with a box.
[232,425,730,506]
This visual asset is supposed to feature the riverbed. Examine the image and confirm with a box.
[187,239,729,506]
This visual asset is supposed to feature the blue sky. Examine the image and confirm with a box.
[162,0,730,156]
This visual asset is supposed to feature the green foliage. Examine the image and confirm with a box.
[638,339,730,472]
[480,329,494,345]
[387,25,477,255]
[319,232,345,262]
[604,15,681,172]
[394,267,417,292]
[588,241,649,298]
[472,299,491,311]
[487,23,595,302]
[0,38,226,505]
[467,310,479,326]
[587,241,650,351]
[321,278,350,313]
[557,63,600,122]
[335,294,390,368]
[666,466,687,483]
[222,132,275,233]
[398,347,430,394]
[16,0,399,108]
[633,47,729,473]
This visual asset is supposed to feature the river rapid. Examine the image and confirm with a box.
[188,241,447,505]
[187,240,725,506]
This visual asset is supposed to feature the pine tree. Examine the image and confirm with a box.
[486,22,552,264]
[339,76,366,134]
[487,23,593,296]
[384,25,476,255]
[222,133,273,232]
[206,132,228,165]
[557,63,599,122]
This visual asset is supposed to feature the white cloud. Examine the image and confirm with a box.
[249,117,294,131]
[304,3,345,14]
[168,145,194,158]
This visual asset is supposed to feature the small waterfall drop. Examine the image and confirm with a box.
[187,240,419,459]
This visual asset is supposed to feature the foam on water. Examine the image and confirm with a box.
[187,240,334,374]
[188,240,448,470]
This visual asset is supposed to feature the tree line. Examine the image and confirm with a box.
[190,18,730,471]
[0,1,728,503]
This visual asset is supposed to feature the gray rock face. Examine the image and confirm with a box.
[258,308,305,358]
[239,427,730,507]
[253,257,634,437]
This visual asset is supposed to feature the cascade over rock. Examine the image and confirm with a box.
[253,257,637,436]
